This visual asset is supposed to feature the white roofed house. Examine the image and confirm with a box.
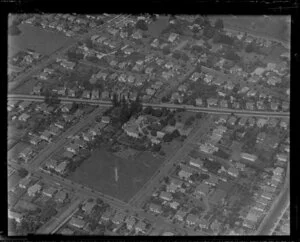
[240,153,257,162]
[174,210,187,222]
[276,153,288,163]
[189,158,203,169]
[168,32,179,43]
[18,113,31,122]
[19,147,34,161]
[125,216,136,230]
[207,98,218,107]
[190,72,201,82]
[8,209,24,223]
[40,130,53,142]
[135,220,147,234]
[82,90,91,99]
[43,187,57,197]
[149,203,162,214]
[55,161,68,174]
[270,101,279,111]
[186,214,199,226]
[27,183,42,197]
[195,183,210,197]
[159,191,173,201]
[227,166,239,178]
[178,166,193,180]
[69,217,86,229]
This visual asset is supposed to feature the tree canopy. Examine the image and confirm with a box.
[135,19,148,31]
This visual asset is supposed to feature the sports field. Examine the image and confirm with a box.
[69,147,165,202]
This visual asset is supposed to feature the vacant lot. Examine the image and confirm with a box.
[8,24,74,58]
[69,147,164,202]
[148,16,169,37]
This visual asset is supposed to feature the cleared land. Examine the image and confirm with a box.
[68,147,164,202]
[8,24,74,58]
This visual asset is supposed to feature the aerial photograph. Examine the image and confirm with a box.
[7,13,290,236]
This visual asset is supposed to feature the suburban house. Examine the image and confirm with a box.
[112,211,126,225]
[40,130,52,142]
[189,158,203,169]
[27,183,42,197]
[18,113,31,122]
[159,191,173,201]
[55,190,68,203]
[178,166,193,180]
[19,147,33,160]
[168,32,179,42]
[198,218,209,229]
[55,161,68,174]
[125,216,136,230]
[19,176,32,189]
[149,203,162,214]
[8,210,24,223]
[195,183,210,196]
[227,167,239,178]
[135,220,147,233]
[186,214,198,226]
[174,210,187,222]
[240,153,257,162]
[69,217,86,229]
[82,200,97,215]
[43,187,57,197]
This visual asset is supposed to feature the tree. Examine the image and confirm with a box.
[194,16,204,26]
[245,42,255,53]
[112,93,119,107]
[85,39,94,49]
[17,168,28,178]
[8,25,21,36]
[214,19,224,30]
[161,96,169,103]
[203,26,215,39]
[162,47,171,55]
[150,130,157,136]
[136,19,148,31]
[196,113,202,119]
[143,106,153,115]
[151,144,161,152]
[168,117,176,126]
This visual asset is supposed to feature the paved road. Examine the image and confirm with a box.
[256,161,290,235]
[8,14,127,93]
[36,196,84,234]
[7,94,290,118]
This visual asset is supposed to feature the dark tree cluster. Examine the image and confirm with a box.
[135,19,148,31]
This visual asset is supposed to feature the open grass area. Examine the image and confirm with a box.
[211,15,290,43]
[68,147,165,202]
[8,24,74,58]
[147,16,169,37]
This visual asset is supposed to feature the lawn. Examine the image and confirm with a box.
[69,147,165,202]
[8,23,74,58]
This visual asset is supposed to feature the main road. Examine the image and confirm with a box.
[8,14,129,93]
[7,94,290,118]
[255,161,290,235]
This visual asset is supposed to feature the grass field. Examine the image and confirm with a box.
[148,16,169,37]
[211,15,290,43]
[8,24,74,58]
[69,147,165,202]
